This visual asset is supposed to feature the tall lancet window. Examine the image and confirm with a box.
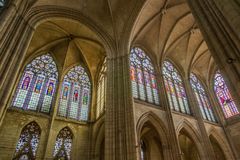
[13,122,41,160]
[12,54,58,113]
[96,59,107,118]
[162,61,190,114]
[214,71,239,118]
[58,65,91,121]
[130,47,159,105]
[53,127,73,160]
[190,73,216,122]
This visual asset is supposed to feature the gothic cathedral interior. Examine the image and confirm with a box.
[0,0,240,160]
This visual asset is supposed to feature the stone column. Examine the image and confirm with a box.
[157,66,181,160]
[187,0,240,157]
[183,77,216,160]
[187,0,240,107]
[0,0,36,125]
[105,52,137,160]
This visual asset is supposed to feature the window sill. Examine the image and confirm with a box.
[171,110,194,119]
[225,114,240,126]
[203,120,220,126]
[134,99,163,110]
[8,107,51,119]
[55,116,89,125]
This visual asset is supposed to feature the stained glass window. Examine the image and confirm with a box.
[12,54,58,113]
[130,47,159,105]
[190,73,216,122]
[162,61,190,114]
[58,65,91,121]
[53,127,73,160]
[96,59,107,118]
[13,122,41,160]
[214,71,239,118]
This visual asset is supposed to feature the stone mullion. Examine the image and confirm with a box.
[187,0,240,110]
[105,54,137,160]
[183,78,216,160]
[156,66,181,160]
[42,79,63,159]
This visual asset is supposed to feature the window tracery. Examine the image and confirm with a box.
[214,71,239,118]
[96,59,107,118]
[13,122,41,160]
[53,127,73,160]
[12,54,58,113]
[130,47,159,105]
[162,61,190,114]
[58,65,91,121]
[190,73,216,122]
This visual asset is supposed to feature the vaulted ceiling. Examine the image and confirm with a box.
[26,0,216,84]
[131,0,216,82]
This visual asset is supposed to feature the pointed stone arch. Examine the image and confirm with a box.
[208,128,234,160]
[136,111,171,159]
[93,117,105,160]
[176,119,205,159]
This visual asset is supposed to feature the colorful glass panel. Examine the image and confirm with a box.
[130,47,159,104]
[12,54,58,113]
[58,65,91,121]
[96,59,107,118]
[162,61,190,114]
[13,122,41,160]
[190,73,216,122]
[53,127,73,160]
[214,71,239,118]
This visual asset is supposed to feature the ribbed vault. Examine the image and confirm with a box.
[26,19,106,82]
[131,0,216,83]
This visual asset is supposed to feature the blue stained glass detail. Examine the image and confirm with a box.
[13,122,41,159]
[12,54,58,114]
[53,127,73,160]
[58,65,91,121]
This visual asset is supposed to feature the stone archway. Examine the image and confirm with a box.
[176,120,206,160]
[209,135,226,160]
[178,129,201,160]
[136,112,171,160]
[140,122,164,160]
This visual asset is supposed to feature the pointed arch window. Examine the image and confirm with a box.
[190,73,216,122]
[96,59,107,118]
[12,54,58,113]
[53,127,73,160]
[13,122,41,160]
[214,71,239,118]
[162,61,190,114]
[130,47,159,105]
[58,65,91,121]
